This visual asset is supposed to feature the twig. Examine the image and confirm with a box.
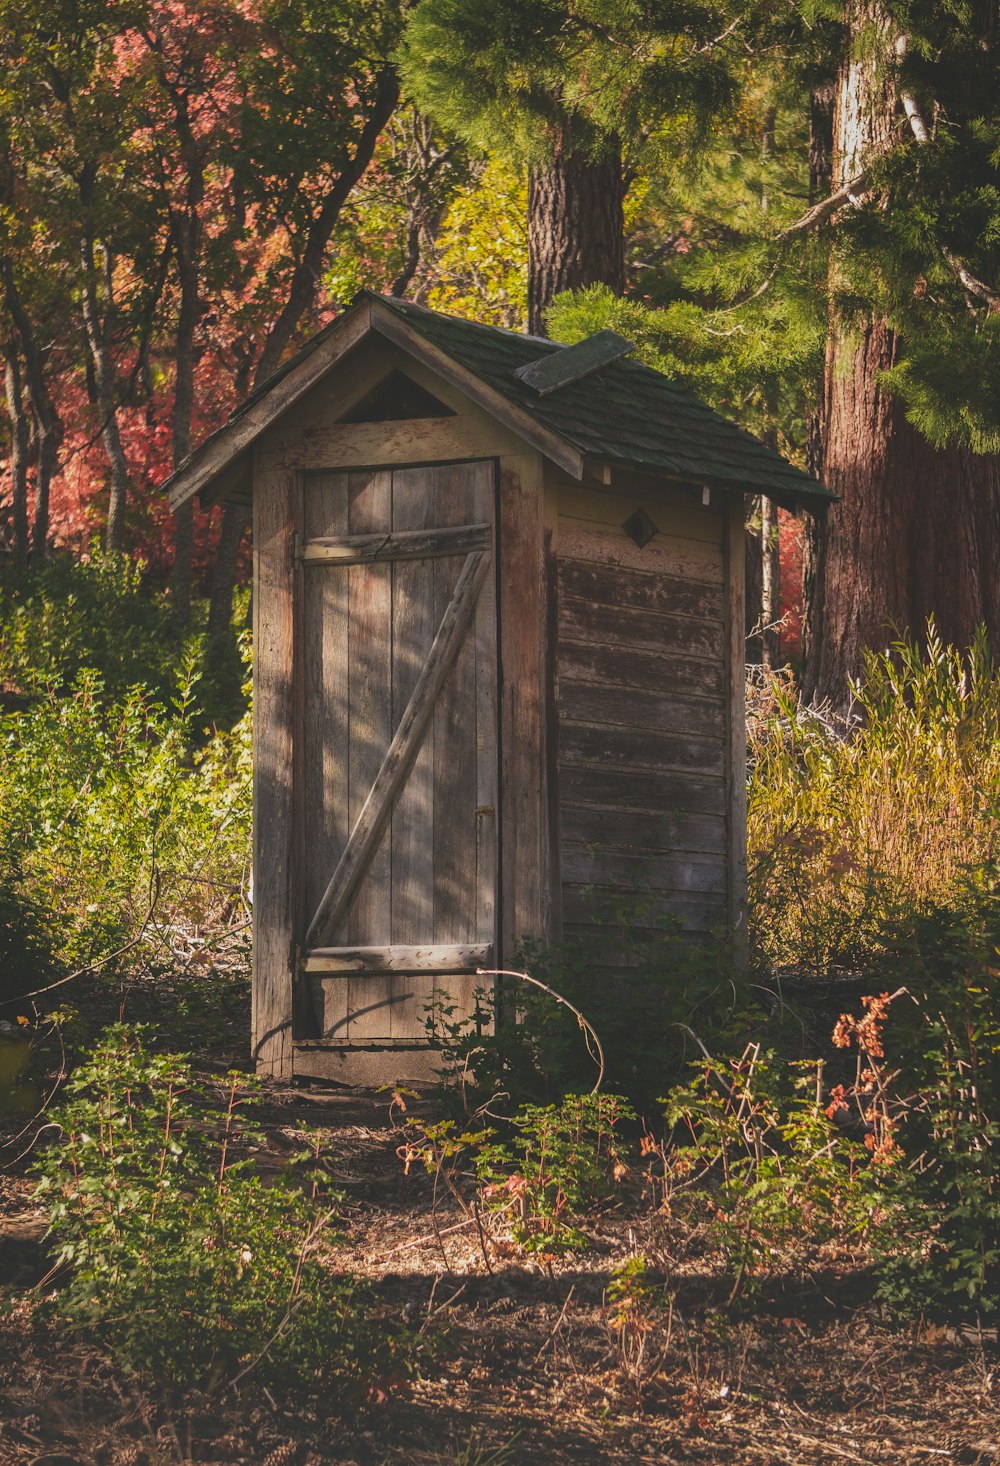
[477,968,605,1092]
[16,870,162,1001]
[532,1284,575,1364]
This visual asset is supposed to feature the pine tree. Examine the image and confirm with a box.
[400,0,743,332]
[801,1,1000,702]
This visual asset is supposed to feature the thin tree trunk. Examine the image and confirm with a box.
[79,219,130,555]
[527,133,625,336]
[801,78,835,679]
[804,5,1000,705]
[2,262,61,557]
[170,207,200,625]
[745,495,763,660]
[760,495,780,668]
[3,341,29,558]
[206,501,248,648]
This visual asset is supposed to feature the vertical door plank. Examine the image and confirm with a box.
[252,463,294,1077]
[387,465,437,1041]
[474,463,499,1021]
[430,464,480,1029]
[301,473,350,1041]
[345,470,394,1039]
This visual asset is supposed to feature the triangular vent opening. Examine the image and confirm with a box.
[340,368,456,423]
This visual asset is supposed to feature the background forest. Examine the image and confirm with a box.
[0,1,999,1462]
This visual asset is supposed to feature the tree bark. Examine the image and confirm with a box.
[527,133,625,336]
[803,3,1000,704]
[801,78,836,678]
[3,341,29,558]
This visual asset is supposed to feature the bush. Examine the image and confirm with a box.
[0,549,183,706]
[658,1046,889,1295]
[35,1027,407,1393]
[0,647,252,1015]
[475,1093,635,1254]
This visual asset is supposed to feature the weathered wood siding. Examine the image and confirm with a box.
[555,482,731,944]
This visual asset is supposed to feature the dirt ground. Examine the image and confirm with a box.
[1,1075,998,1466]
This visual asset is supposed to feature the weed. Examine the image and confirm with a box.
[476,1093,635,1254]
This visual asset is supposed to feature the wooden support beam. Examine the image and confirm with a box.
[302,942,493,975]
[301,523,490,564]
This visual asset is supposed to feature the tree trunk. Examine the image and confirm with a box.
[3,341,29,558]
[170,207,200,626]
[800,78,836,678]
[745,496,763,660]
[2,261,61,557]
[761,495,780,668]
[803,2,1000,704]
[527,134,625,336]
[79,223,130,555]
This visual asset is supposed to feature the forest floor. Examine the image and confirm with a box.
[0,999,998,1466]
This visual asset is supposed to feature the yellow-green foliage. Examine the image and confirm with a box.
[748,626,1000,974]
[425,161,528,329]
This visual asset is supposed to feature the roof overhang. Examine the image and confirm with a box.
[161,291,833,516]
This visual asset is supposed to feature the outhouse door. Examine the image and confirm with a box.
[297,459,499,1050]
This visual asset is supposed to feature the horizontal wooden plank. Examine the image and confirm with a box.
[559,598,725,659]
[561,845,727,893]
[558,517,724,583]
[302,523,490,564]
[559,681,725,740]
[560,923,717,956]
[270,415,521,471]
[558,641,725,700]
[303,942,492,975]
[560,806,726,856]
[556,485,723,545]
[560,721,725,777]
[558,763,727,817]
[558,559,724,621]
[562,889,727,933]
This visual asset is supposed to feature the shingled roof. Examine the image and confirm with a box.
[163,291,832,512]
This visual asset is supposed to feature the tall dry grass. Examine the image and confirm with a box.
[747,625,1000,974]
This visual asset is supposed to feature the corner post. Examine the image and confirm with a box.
[498,452,557,967]
[251,446,297,1078]
[725,492,749,965]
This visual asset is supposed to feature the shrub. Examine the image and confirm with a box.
[0,549,182,706]
[0,647,252,1013]
[659,1046,890,1294]
[476,1093,635,1253]
[35,1026,406,1393]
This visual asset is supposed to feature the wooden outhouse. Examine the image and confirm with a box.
[165,292,831,1084]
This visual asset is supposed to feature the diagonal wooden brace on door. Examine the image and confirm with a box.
[304,545,492,952]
